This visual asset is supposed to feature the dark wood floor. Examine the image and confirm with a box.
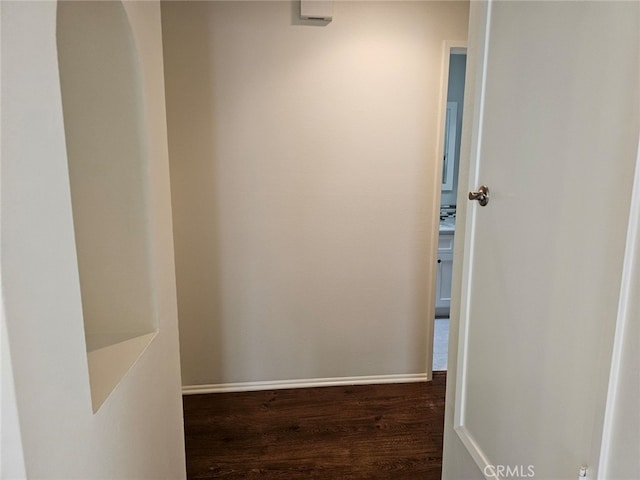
[183,372,446,479]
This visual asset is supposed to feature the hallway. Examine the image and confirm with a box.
[183,373,446,479]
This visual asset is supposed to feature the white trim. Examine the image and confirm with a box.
[426,39,468,381]
[454,426,501,480]
[598,125,640,478]
[182,373,428,395]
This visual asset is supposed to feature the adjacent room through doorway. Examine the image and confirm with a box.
[433,49,466,372]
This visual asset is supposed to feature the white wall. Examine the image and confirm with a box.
[162,0,470,387]
[1,303,27,479]
[57,0,156,351]
[1,1,186,478]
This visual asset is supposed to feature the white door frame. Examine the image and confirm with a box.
[427,40,467,378]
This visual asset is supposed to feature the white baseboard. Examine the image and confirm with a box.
[182,373,428,395]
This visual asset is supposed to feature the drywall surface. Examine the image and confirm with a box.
[57,0,155,350]
[603,238,640,479]
[1,304,26,480]
[1,1,186,478]
[162,0,470,386]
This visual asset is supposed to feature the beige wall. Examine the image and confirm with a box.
[1,1,185,477]
[162,1,470,387]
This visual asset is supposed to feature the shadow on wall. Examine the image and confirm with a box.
[161,2,225,385]
[57,0,155,351]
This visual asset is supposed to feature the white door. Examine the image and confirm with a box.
[454,2,639,479]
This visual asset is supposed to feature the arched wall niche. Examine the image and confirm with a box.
[57,0,157,412]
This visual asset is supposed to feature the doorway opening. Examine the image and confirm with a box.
[433,47,467,371]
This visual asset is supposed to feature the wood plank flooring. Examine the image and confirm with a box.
[183,372,446,479]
